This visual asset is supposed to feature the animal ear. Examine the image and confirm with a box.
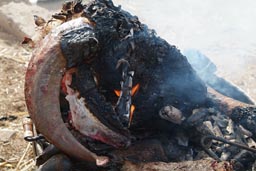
[33,15,46,27]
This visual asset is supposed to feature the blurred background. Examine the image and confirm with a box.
[37,0,256,100]
[0,0,255,170]
[114,0,256,102]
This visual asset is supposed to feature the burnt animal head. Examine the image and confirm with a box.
[25,0,207,165]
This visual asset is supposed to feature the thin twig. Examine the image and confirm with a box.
[20,160,35,171]
[19,158,34,170]
[0,162,8,167]
[15,143,30,170]
[0,55,27,64]
[11,112,28,116]
[0,162,13,169]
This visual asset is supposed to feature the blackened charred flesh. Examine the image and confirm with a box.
[61,0,207,132]
[60,25,98,69]
[231,107,256,141]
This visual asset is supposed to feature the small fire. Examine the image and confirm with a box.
[114,83,140,127]
[114,89,121,97]
[114,83,140,97]
[129,105,135,127]
[131,83,140,96]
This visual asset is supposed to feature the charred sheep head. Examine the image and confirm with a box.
[24,0,208,166]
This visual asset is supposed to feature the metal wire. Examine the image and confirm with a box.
[24,134,45,142]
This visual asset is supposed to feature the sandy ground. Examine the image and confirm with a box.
[0,1,54,170]
[0,27,34,171]
[0,0,255,170]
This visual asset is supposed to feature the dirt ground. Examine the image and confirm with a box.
[0,22,33,171]
[0,1,255,171]
[0,1,53,170]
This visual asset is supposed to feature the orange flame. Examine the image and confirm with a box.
[114,84,139,127]
[114,90,121,97]
[129,105,135,127]
[114,83,140,97]
[131,83,140,96]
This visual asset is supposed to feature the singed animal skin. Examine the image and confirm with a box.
[59,0,207,134]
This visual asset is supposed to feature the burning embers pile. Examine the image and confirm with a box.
[185,107,256,167]
[23,0,256,170]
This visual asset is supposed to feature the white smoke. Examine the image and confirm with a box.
[29,0,38,4]
[38,0,256,101]
[113,0,256,101]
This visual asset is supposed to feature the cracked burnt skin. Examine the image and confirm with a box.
[60,19,129,137]
[26,1,256,170]
[60,0,207,134]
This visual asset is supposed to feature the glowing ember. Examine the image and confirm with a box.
[114,84,140,127]
[114,89,121,97]
[129,105,135,127]
[131,83,140,96]
[114,83,140,97]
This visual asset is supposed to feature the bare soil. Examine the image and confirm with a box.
[0,1,52,170]
[0,26,35,171]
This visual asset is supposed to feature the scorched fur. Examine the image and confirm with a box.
[24,0,256,170]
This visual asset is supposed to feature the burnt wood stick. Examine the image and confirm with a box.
[115,59,134,127]
[208,87,250,115]
[208,87,256,141]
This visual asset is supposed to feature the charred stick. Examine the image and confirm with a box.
[115,59,134,127]
[201,135,256,161]
[208,87,250,115]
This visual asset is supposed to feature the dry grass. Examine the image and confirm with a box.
[0,27,35,170]
[0,133,36,171]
